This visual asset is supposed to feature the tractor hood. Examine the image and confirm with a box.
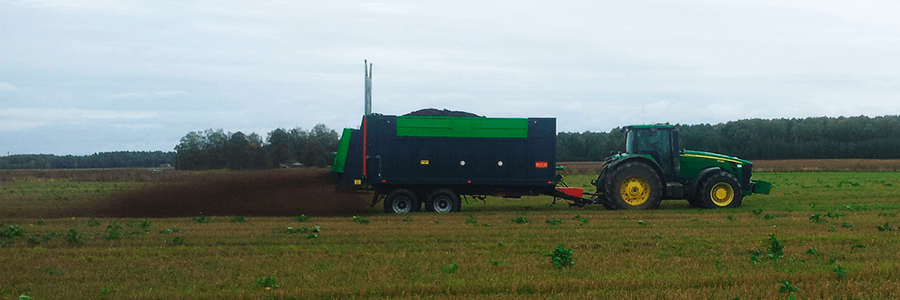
[681,150,752,166]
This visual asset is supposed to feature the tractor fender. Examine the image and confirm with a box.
[600,155,666,187]
[691,167,725,196]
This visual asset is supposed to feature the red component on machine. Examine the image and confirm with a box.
[556,187,584,198]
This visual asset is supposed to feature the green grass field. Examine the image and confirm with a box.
[2,171,900,299]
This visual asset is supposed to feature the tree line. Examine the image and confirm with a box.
[0,151,175,170]
[4,115,899,170]
[172,124,339,170]
[558,115,900,161]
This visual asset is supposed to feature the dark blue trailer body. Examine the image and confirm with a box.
[334,114,560,213]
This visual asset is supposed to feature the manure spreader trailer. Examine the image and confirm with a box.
[331,114,772,214]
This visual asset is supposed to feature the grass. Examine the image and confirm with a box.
[5,209,900,298]
[1,166,900,298]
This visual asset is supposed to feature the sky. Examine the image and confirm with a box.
[1,0,899,155]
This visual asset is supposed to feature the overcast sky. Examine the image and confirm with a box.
[2,0,899,155]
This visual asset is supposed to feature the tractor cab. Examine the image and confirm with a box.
[624,124,680,182]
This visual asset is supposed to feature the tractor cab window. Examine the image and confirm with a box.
[627,128,676,177]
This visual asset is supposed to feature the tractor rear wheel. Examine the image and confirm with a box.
[604,162,663,210]
[686,194,703,208]
[425,189,461,213]
[697,171,743,209]
[384,189,419,214]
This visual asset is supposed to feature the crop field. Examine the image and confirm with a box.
[2,164,900,299]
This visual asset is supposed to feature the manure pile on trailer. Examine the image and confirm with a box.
[92,170,372,218]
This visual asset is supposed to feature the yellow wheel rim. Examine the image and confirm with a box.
[710,182,734,206]
[620,176,650,206]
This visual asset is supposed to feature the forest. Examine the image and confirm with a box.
[2,115,899,170]
[172,124,339,170]
[558,115,900,161]
[0,151,175,170]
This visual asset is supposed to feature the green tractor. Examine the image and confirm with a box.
[594,124,771,210]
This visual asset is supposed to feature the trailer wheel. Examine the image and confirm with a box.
[697,171,743,209]
[425,189,461,213]
[604,162,662,210]
[384,189,419,214]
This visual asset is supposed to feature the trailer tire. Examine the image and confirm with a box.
[384,189,419,214]
[604,162,662,210]
[425,189,461,213]
[697,171,743,209]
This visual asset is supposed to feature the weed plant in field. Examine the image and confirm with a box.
[26,235,40,247]
[278,225,321,239]
[167,236,184,246]
[441,263,459,274]
[810,213,827,223]
[466,214,478,226]
[833,265,848,279]
[546,246,574,268]
[509,216,529,223]
[126,218,152,235]
[158,228,180,234]
[192,215,212,223]
[779,280,800,293]
[256,275,278,290]
[767,234,784,259]
[545,219,562,226]
[103,222,123,240]
[2,224,25,238]
[64,228,84,246]
[572,214,588,224]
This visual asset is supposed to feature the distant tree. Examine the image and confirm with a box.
[174,131,204,170]
[265,128,294,166]
[305,124,339,167]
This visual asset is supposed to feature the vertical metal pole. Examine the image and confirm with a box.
[365,60,372,116]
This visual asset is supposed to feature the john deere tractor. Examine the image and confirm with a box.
[594,124,771,210]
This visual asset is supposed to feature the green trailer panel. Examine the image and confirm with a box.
[396,116,528,139]
[332,128,354,173]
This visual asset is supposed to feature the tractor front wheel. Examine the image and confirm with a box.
[604,162,663,210]
[697,171,743,209]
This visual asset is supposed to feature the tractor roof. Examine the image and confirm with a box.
[625,124,676,130]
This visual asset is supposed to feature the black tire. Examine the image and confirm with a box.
[425,189,461,213]
[384,189,419,214]
[697,171,743,209]
[600,202,615,210]
[686,193,703,208]
[603,162,663,210]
